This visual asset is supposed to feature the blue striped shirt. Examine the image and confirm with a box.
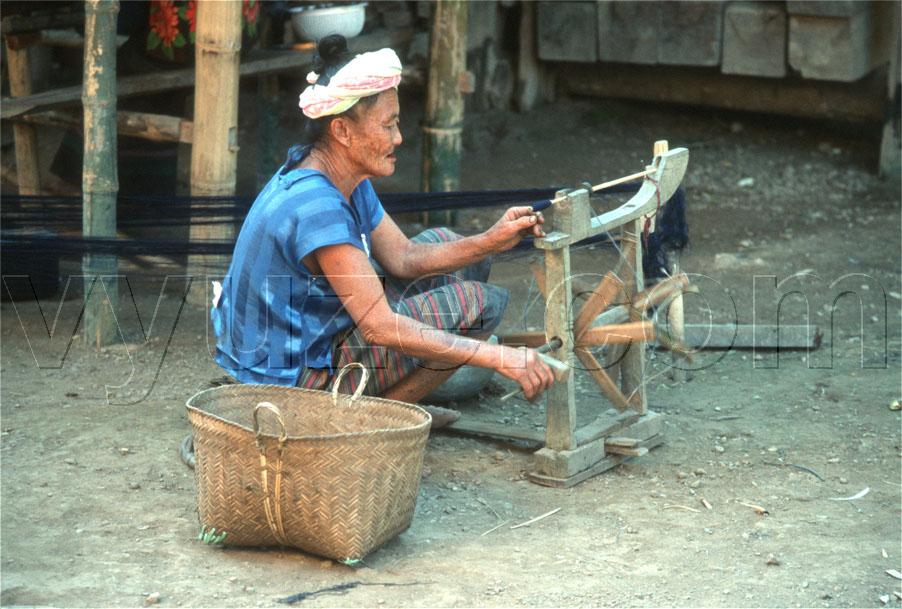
[212,145,385,385]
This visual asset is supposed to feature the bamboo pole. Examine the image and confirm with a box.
[82,0,120,348]
[189,0,242,303]
[421,0,467,226]
[4,34,41,194]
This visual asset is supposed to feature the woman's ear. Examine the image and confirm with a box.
[329,116,354,148]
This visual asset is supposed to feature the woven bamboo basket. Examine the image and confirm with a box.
[186,364,431,561]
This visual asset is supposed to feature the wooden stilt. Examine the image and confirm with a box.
[81,0,120,348]
[189,0,242,303]
[4,34,41,194]
[421,0,468,226]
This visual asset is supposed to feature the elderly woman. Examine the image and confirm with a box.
[212,35,554,425]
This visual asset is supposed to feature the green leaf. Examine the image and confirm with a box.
[189,31,196,44]
[163,44,174,60]
[147,31,161,51]
[178,5,187,19]
[173,32,186,48]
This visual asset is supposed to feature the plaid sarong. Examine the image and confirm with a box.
[297,228,508,396]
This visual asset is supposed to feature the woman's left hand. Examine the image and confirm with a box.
[485,206,546,253]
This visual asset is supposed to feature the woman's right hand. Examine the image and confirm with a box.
[497,346,556,401]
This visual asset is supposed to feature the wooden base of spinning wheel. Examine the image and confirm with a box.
[527,410,665,488]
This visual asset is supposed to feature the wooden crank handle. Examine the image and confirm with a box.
[537,352,570,381]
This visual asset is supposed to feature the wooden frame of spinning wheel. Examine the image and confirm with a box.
[447,141,690,488]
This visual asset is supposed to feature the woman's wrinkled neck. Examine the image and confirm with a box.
[300,142,363,201]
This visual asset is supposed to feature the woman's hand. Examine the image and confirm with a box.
[496,345,555,401]
[484,206,546,254]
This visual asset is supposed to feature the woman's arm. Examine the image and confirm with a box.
[371,207,545,280]
[313,243,555,399]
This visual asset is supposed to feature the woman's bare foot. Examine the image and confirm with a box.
[421,405,461,429]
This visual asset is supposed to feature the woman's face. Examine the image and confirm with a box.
[344,89,402,178]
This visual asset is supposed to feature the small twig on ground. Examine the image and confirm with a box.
[737,500,769,516]
[510,507,561,530]
[277,582,427,605]
[663,504,700,513]
[763,461,825,482]
[475,496,502,520]
[480,520,510,537]
[828,487,870,501]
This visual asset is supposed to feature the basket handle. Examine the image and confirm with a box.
[331,362,369,407]
[253,401,288,449]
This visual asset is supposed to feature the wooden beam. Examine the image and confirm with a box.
[559,61,885,124]
[678,324,823,349]
[18,110,193,143]
[0,28,415,119]
[1,10,84,35]
[4,35,41,195]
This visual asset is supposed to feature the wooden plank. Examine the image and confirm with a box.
[0,29,414,120]
[4,36,41,195]
[574,348,630,412]
[788,12,873,82]
[722,2,787,78]
[558,62,886,124]
[574,409,640,446]
[604,444,647,457]
[537,1,597,62]
[597,1,658,64]
[605,436,639,448]
[542,243,576,451]
[677,324,823,349]
[444,418,544,444]
[657,1,724,67]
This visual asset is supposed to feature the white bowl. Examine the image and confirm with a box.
[289,3,367,42]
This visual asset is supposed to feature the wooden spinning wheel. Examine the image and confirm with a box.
[448,140,691,488]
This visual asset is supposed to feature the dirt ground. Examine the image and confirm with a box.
[2,83,901,608]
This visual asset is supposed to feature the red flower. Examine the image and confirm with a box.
[149,0,180,47]
[186,0,196,34]
[243,0,260,25]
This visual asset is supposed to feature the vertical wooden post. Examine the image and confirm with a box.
[619,225,647,414]
[421,0,467,226]
[256,11,281,190]
[667,250,686,382]
[4,35,41,194]
[189,0,241,303]
[516,0,540,112]
[82,0,120,348]
[879,21,901,178]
